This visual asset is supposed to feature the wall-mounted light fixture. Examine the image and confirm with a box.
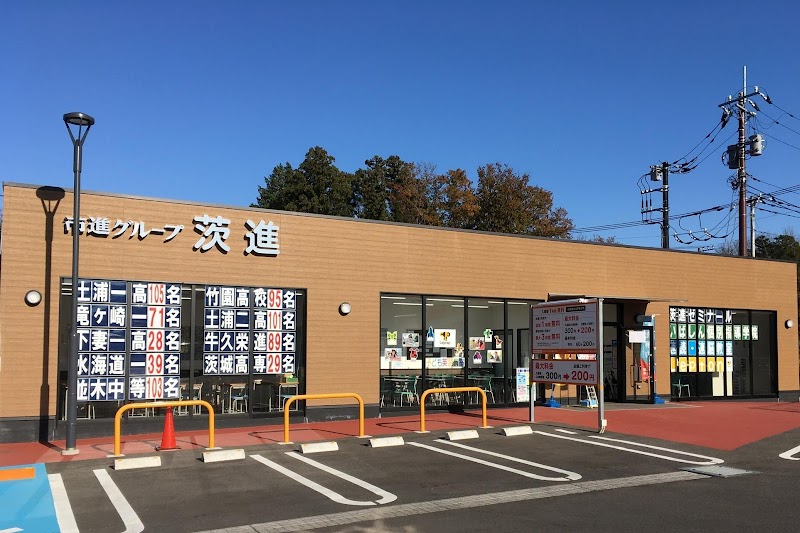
[25,290,42,306]
[786,319,794,329]
[338,302,352,316]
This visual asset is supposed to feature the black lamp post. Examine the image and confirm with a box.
[63,112,94,455]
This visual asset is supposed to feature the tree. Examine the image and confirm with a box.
[386,159,442,226]
[473,163,573,237]
[352,156,391,221]
[253,147,354,217]
[574,234,619,244]
[436,169,479,229]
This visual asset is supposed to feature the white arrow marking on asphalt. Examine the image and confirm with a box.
[779,444,800,461]
[47,473,79,533]
[93,469,144,533]
[534,431,724,465]
[408,441,581,481]
[251,454,390,506]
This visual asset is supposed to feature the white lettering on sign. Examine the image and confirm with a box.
[64,214,280,256]
[532,360,599,385]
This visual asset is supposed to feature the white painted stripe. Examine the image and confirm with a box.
[193,471,706,533]
[250,454,375,506]
[533,431,723,465]
[436,439,582,480]
[408,442,578,481]
[779,444,800,461]
[48,473,80,533]
[287,452,397,504]
[0,527,24,533]
[554,429,578,434]
[93,469,144,533]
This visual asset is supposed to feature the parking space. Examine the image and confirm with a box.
[40,427,733,532]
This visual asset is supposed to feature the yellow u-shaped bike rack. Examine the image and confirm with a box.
[283,393,365,443]
[419,387,490,433]
[113,400,215,457]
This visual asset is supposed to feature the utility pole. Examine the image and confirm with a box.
[718,66,765,257]
[750,196,756,257]
[660,161,669,249]
[640,163,670,249]
[738,68,747,257]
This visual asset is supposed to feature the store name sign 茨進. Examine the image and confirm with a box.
[63,214,280,256]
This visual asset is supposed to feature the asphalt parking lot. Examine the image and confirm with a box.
[30,423,800,532]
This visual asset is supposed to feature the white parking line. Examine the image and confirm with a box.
[408,441,581,481]
[93,469,144,533]
[47,473,79,533]
[286,452,397,504]
[533,431,724,465]
[778,444,800,461]
[554,429,578,435]
[251,454,394,506]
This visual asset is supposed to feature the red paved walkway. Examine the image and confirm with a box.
[1,401,799,467]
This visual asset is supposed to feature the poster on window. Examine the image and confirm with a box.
[487,350,502,363]
[402,332,419,347]
[469,337,486,350]
[433,329,456,348]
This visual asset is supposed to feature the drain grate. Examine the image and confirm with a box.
[680,465,756,478]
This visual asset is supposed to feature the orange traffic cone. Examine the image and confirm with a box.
[156,408,180,451]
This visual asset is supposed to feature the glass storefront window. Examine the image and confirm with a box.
[58,279,307,420]
[380,294,540,410]
[668,306,776,399]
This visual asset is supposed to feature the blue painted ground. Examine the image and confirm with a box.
[0,463,60,532]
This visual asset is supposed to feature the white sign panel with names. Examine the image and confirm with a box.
[532,360,599,386]
[532,301,598,353]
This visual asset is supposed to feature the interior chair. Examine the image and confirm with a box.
[229,383,248,413]
[396,376,419,406]
[672,379,690,397]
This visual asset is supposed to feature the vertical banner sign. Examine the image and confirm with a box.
[203,286,251,376]
[129,281,182,400]
[76,279,128,402]
[516,368,530,402]
[252,288,297,376]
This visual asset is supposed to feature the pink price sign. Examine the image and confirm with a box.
[532,360,599,385]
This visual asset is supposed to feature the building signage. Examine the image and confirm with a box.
[532,301,598,353]
[668,306,756,375]
[532,360,599,386]
[202,285,297,376]
[76,278,182,401]
[64,214,280,256]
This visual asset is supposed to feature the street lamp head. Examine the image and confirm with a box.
[63,112,95,127]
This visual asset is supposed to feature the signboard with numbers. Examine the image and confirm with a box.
[128,282,182,400]
[201,285,298,376]
[252,287,296,376]
[75,278,182,401]
[532,360,599,386]
[532,301,598,353]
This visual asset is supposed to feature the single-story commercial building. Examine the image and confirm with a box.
[1,182,797,443]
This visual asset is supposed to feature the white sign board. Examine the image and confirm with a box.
[515,368,530,402]
[532,360,599,386]
[532,301,598,353]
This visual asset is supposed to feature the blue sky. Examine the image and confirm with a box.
[3,1,800,250]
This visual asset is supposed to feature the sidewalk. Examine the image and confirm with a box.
[2,401,799,467]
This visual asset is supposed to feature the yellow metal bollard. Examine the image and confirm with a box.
[113,400,215,457]
[419,387,489,433]
[283,393,365,443]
